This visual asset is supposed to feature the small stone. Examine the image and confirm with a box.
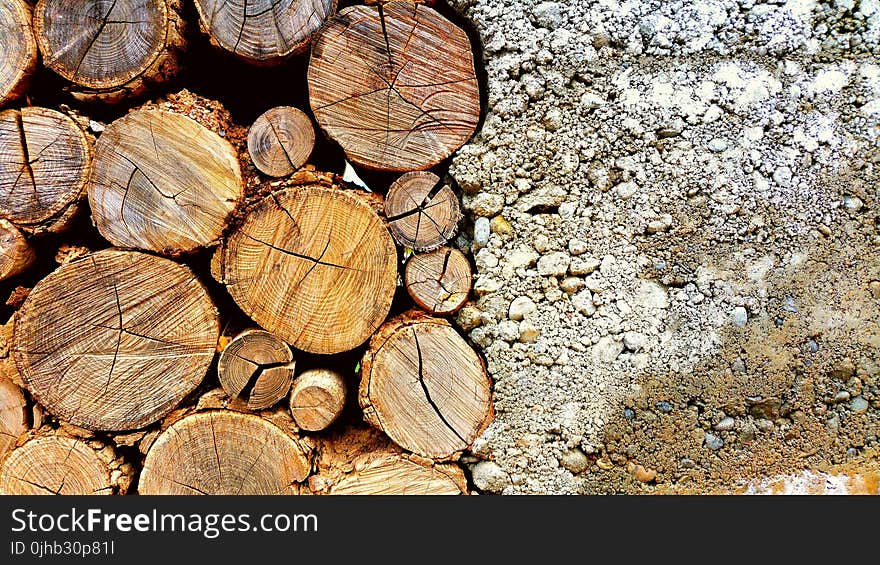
[714,417,735,431]
[560,449,590,474]
[572,289,596,316]
[537,251,570,276]
[473,217,490,247]
[592,336,623,363]
[704,432,724,450]
[471,461,509,493]
[88,120,105,133]
[851,396,869,414]
[772,166,792,187]
[490,215,513,235]
[646,214,673,234]
[708,138,728,152]
[497,320,520,342]
[518,321,541,343]
[568,238,588,255]
[475,248,499,269]
[474,275,501,295]
[827,390,851,404]
[468,193,505,217]
[569,256,601,275]
[542,108,563,131]
[842,196,863,211]
[559,276,584,294]
[456,305,483,331]
[869,281,880,299]
[533,2,564,29]
[508,296,537,321]
[628,463,657,483]
[624,408,635,420]
[623,331,647,352]
[731,306,748,327]
[755,418,774,432]
[655,401,673,413]
[596,457,614,470]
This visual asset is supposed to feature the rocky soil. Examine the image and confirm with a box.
[448,0,880,493]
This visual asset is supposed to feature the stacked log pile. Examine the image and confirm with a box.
[0,0,487,496]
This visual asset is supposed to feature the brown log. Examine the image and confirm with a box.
[0,370,27,464]
[0,0,38,108]
[0,107,92,234]
[88,108,243,255]
[194,0,337,65]
[332,455,465,494]
[289,368,346,431]
[215,183,397,354]
[0,436,113,494]
[33,0,186,102]
[247,106,315,178]
[405,246,471,315]
[217,329,295,410]
[385,171,460,250]
[359,311,492,459]
[0,219,35,281]
[139,411,310,494]
[309,3,481,171]
[13,249,219,431]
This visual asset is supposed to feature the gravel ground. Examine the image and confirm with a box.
[447,0,880,493]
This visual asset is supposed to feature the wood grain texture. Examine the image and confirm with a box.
[385,171,460,250]
[216,185,397,354]
[0,372,27,464]
[359,311,492,459]
[217,329,294,410]
[88,108,243,255]
[0,0,38,108]
[0,107,92,234]
[309,3,480,171]
[0,219,35,281]
[330,454,464,494]
[194,0,337,64]
[13,249,219,431]
[0,436,112,494]
[289,367,345,431]
[34,0,185,101]
[405,246,471,315]
[139,411,310,494]
[247,106,314,177]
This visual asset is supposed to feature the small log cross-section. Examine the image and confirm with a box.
[289,368,346,431]
[139,411,310,494]
[0,220,35,281]
[0,436,112,495]
[218,329,295,410]
[89,108,243,255]
[330,455,465,495]
[309,3,481,171]
[33,0,185,101]
[359,312,492,459]
[247,106,315,177]
[216,185,397,354]
[194,0,337,64]
[0,107,92,234]
[385,171,460,251]
[405,247,472,315]
[0,0,38,108]
[13,249,219,431]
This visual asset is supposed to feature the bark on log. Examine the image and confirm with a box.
[13,249,219,431]
[33,0,186,102]
[359,311,492,459]
[247,106,315,178]
[0,436,112,494]
[0,371,27,464]
[309,3,481,171]
[0,107,92,234]
[215,183,397,354]
[217,329,295,410]
[289,368,346,431]
[0,219,35,281]
[139,411,310,494]
[88,108,243,255]
[0,0,38,108]
[385,171,460,250]
[405,246,471,315]
[194,0,337,65]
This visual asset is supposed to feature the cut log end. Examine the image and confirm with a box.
[289,368,346,431]
[0,436,112,495]
[330,455,465,495]
[218,329,295,411]
[0,372,27,463]
[0,107,92,234]
[194,0,336,64]
[405,247,472,315]
[247,106,315,177]
[13,249,219,431]
[0,220,35,281]
[219,184,397,354]
[0,0,38,108]
[88,108,243,255]
[359,312,492,459]
[385,171,461,251]
[139,411,310,494]
[309,3,480,170]
[33,0,184,100]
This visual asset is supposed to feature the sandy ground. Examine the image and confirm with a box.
[448,0,880,493]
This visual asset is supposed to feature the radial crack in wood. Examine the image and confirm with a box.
[88,108,243,255]
[289,368,345,431]
[309,3,481,171]
[247,106,315,177]
[0,0,38,108]
[359,312,492,459]
[139,411,310,494]
[405,246,471,315]
[194,0,337,65]
[0,436,112,494]
[217,185,397,354]
[13,249,220,431]
[385,171,460,250]
[218,329,295,410]
[0,219,35,281]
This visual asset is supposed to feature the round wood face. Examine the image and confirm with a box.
[221,186,397,354]
[139,411,309,495]
[385,171,460,251]
[0,437,111,495]
[13,250,219,431]
[0,107,90,228]
[330,456,464,495]
[247,106,315,177]
[405,247,472,315]
[88,108,243,254]
[194,0,336,63]
[35,0,168,90]
[0,0,37,104]
[217,329,294,410]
